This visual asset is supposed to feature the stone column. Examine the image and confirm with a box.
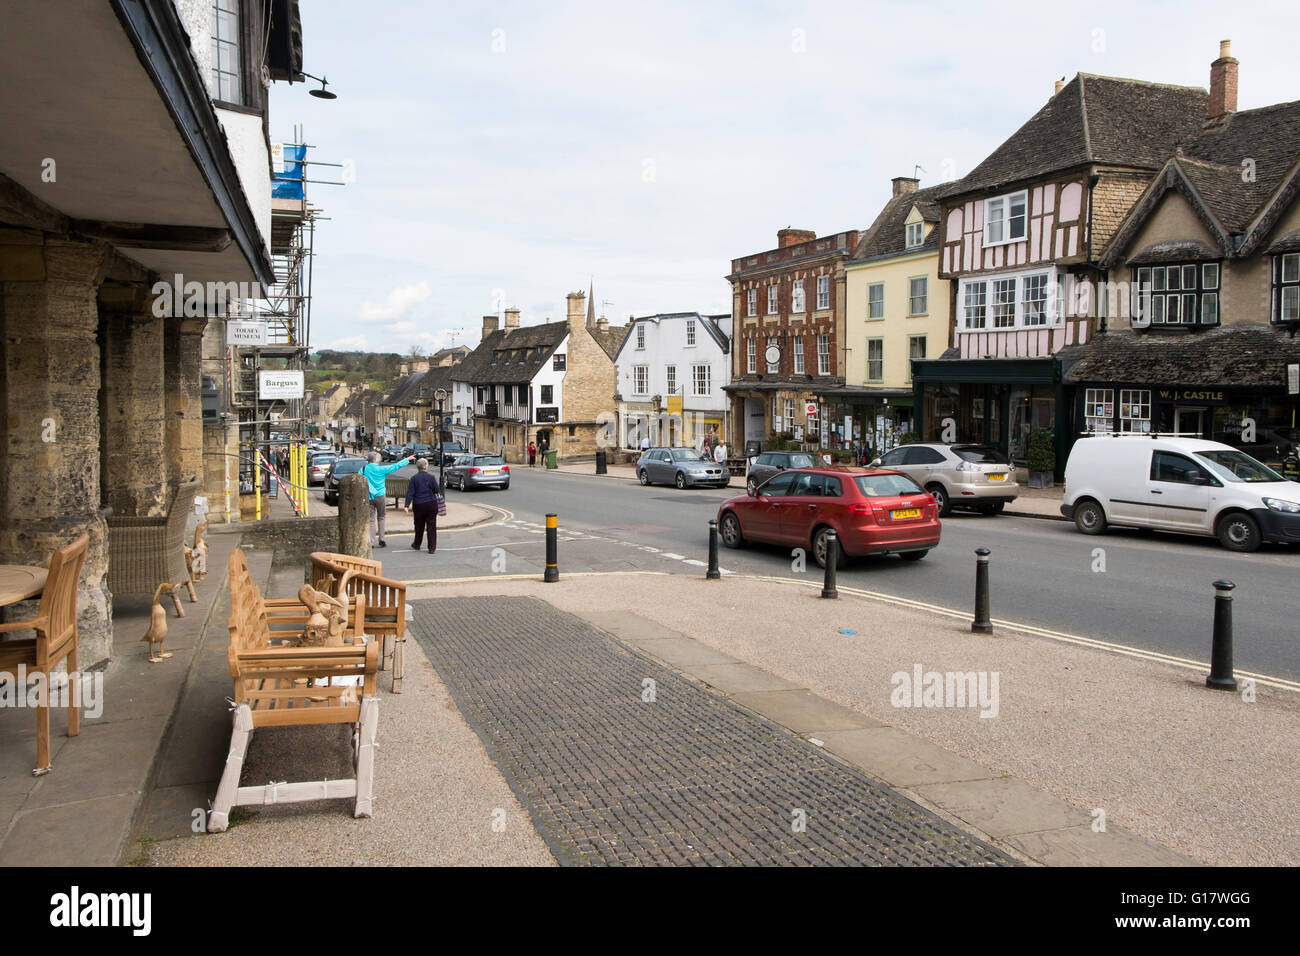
[0,235,113,665]
[163,316,208,484]
[99,281,168,517]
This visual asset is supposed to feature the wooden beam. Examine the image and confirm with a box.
[70,219,232,252]
[0,172,70,233]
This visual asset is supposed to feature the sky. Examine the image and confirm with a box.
[268,0,1300,356]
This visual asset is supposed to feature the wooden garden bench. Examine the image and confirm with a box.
[0,534,88,775]
[208,548,379,832]
[309,551,408,693]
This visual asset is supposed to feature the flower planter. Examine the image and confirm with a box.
[1028,471,1053,489]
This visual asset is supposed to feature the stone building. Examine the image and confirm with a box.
[0,0,301,664]
[455,290,625,461]
[723,227,859,453]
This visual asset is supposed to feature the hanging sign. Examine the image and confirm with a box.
[258,370,304,399]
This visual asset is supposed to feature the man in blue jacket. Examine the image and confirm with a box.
[362,451,413,548]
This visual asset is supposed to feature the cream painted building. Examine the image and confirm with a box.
[839,178,950,451]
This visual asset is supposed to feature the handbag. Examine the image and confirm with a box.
[435,494,447,516]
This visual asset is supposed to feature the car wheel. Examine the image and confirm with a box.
[639,469,651,486]
[1073,499,1107,535]
[675,471,687,489]
[926,483,951,517]
[978,501,1005,515]
[1216,512,1262,552]
[900,550,928,561]
[812,526,848,570]
[719,512,745,549]
[458,476,467,491]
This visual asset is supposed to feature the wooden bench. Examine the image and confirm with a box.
[208,548,380,832]
[309,551,408,693]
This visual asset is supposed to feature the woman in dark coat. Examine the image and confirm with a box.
[402,458,443,553]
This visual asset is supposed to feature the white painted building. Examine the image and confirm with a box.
[614,312,732,450]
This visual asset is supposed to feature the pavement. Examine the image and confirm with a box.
[5,495,1294,867]
[547,457,1068,520]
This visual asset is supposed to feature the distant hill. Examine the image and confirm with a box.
[308,350,404,379]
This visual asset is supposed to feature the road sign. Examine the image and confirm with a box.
[444,417,452,424]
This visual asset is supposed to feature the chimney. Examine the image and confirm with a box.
[891,176,919,198]
[1054,78,1064,96]
[504,307,520,331]
[596,316,609,331]
[399,362,409,377]
[1208,39,1238,120]
[566,291,586,331]
[482,314,499,340]
[413,359,430,373]
[777,228,816,248]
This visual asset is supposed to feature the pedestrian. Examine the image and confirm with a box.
[640,434,651,454]
[714,440,728,464]
[401,458,442,553]
[361,450,413,548]
[528,440,537,468]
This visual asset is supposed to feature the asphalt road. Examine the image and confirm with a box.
[313,467,1300,682]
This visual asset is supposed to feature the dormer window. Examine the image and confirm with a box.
[984,191,1028,246]
[906,222,924,248]
[1132,262,1220,327]
[1273,253,1300,323]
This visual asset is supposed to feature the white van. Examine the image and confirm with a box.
[1060,436,1300,552]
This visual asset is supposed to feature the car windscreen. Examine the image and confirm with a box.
[311,454,337,464]
[1194,450,1285,483]
[475,456,505,465]
[854,474,925,497]
[788,454,816,468]
[332,459,364,475]
[953,445,1009,464]
[670,449,705,461]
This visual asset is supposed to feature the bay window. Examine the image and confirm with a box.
[958,269,1060,331]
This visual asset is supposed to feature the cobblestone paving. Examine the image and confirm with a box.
[411,596,1016,866]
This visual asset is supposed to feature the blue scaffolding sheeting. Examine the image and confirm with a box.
[272,144,306,199]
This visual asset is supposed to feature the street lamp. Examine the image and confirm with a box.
[434,386,449,488]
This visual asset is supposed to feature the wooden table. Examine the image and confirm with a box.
[0,565,47,610]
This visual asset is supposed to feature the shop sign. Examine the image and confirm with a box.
[1289,364,1299,395]
[805,402,818,417]
[1156,389,1226,403]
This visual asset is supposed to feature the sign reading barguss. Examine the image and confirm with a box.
[258,370,304,399]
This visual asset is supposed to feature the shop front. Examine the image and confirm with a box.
[813,386,914,459]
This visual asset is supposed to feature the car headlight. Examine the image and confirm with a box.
[1263,497,1300,514]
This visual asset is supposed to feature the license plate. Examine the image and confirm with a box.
[987,473,1006,481]
[481,469,499,475]
[891,508,921,519]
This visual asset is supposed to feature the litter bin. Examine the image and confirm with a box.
[595,448,607,474]
[546,449,558,470]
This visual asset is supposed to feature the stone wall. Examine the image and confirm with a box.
[235,514,338,578]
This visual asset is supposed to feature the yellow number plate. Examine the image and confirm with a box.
[891,508,921,519]
[987,473,1006,481]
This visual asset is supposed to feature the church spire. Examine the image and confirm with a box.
[586,282,595,328]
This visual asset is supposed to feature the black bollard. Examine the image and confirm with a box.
[1206,579,1238,691]
[706,519,721,580]
[596,448,608,475]
[971,547,992,634]
[544,513,559,583]
[820,530,839,599]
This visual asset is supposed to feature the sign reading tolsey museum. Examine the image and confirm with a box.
[258,370,304,400]
[227,320,268,346]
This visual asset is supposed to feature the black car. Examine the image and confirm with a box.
[746,451,818,494]
[404,442,434,461]
[379,443,406,461]
[437,441,466,465]
[323,456,366,505]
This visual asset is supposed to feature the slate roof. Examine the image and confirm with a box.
[453,322,570,386]
[941,75,1210,200]
[1065,325,1300,386]
[850,184,947,262]
[592,322,630,361]
[614,312,729,362]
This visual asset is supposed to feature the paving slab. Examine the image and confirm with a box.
[732,689,883,735]
[23,715,166,809]
[685,662,802,695]
[583,611,681,644]
[812,727,1002,788]
[632,636,739,669]
[1006,823,1195,867]
[913,777,1091,839]
[0,793,137,867]
[139,783,213,843]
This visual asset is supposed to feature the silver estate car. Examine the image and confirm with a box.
[637,448,730,489]
[872,443,1018,516]
[444,454,510,491]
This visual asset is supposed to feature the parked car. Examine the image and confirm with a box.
[444,454,510,491]
[871,443,1017,516]
[745,451,818,494]
[379,443,407,461]
[308,439,333,452]
[1060,435,1300,552]
[438,441,467,465]
[718,466,940,567]
[323,456,366,505]
[307,452,338,485]
[637,447,730,489]
[404,442,434,461]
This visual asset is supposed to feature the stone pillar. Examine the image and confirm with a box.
[99,281,168,516]
[163,316,208,484]
[0,235,113,665]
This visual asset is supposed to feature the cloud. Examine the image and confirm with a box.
[319,334,369,350]
[354,281,433,323]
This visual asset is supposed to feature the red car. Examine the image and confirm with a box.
[716,466,941,567]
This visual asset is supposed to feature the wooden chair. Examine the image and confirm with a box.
[107,477,200,608]
[209,548,379,831]
[310,552,408,693]
[0,534,89,775]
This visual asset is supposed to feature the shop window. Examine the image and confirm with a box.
[1084,387,1114,434]
[1119,389,1152,432]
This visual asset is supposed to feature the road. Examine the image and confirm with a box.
[310,466,1300,681]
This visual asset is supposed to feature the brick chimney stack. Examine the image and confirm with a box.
[482,314,499,340]
[566,291,586,332]
[1208,39,1238,120]
[503,307,520,331]
[777,228,816,248]
[1054,78,1064,96]
[891,177,919,198]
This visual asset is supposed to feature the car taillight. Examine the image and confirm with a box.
[502,465,509,472]
[849,503,870,515]
[469,467,480,474]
